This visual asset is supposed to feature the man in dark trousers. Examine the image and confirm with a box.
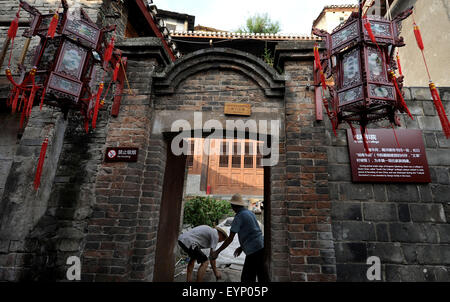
[210,193,268,282]
[178,225,228,282]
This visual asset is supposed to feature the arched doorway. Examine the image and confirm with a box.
[149,48,285,281]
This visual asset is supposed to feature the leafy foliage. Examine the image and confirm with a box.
[237,13,281,34]
[263,47,274,67]
[183,196,234,227]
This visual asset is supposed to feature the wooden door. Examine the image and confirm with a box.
[207,139,263,195]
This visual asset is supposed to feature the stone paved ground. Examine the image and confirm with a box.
[174,265,242,282]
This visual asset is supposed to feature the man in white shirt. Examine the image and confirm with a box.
[178,225,228,282]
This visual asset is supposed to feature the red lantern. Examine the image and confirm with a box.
[313,5,415,152]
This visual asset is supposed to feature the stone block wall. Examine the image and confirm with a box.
[0,111,20,199]
[0,106,67,281]
[328,87,450,281]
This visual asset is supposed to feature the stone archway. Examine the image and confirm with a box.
[81,41,336,282]
[148,48,286,282]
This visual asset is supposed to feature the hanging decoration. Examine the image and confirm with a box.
[411,14,450,138]
[312,2,417,153]
[1,0,129,189]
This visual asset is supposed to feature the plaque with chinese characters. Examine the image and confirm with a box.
[347,129,431,183]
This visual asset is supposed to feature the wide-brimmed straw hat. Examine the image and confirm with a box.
[215,226,228,239]
[229,193,247,207]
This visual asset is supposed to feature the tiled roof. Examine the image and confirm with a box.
[170,30,319,41]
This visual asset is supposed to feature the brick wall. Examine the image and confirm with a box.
[82,53,158,281]
[281,58,336,282]
[328,87,450,281]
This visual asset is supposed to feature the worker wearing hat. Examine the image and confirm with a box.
[178,225,228,282]
[210,193,268,282]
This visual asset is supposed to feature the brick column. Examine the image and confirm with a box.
[82,38,171,281]
[275,42,337,282]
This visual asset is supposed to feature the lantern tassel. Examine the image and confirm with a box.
[390,71,413,120]
[313,45,322,70]
[396,54,403,76]
[413,23,424,51]
[113,61,120,82]
[104,36,115,63]
[92,82,104,129]
[84,118,90,133]
[47,13,59,38]
[8,13,19,40]
[39,87,46,110]
[34,137,49,190]
[11,89,20,114]
[429,82,450,138]
[19,94,28,129]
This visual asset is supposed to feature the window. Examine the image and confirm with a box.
[256,143,263,168]
[219,141,229,167]
[187,140,195,167]
[244,142,253,168]
[232,142,241,168]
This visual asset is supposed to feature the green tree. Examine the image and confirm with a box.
[237,13,281,34]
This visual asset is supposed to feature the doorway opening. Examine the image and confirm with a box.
[153,131,272,282]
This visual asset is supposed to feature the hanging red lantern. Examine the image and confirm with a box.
[313,5,416,153]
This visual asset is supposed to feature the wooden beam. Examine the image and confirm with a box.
[135,0,176,62]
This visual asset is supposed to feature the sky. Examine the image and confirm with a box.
[154,0,359,35]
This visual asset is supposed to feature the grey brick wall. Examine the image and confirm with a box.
[329,87,450,282]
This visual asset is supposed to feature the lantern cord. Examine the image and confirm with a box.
[412,13,432,81]
[120,57,133,96]
[385,0,392,21]
[391,123,401,148]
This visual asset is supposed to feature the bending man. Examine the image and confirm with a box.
[178,225,228,282]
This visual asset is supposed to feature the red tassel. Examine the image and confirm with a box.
[84,118,90,133]
[7,87,16,107]
[47,13,59,38]
[429,83,450,138]
[5,68,20,88]
[363,18,377,45]
[390,71,413,120]
[361,126,370,154]
[413,24,424,51]
[104,37,115,63]
[91,82,104,129]
[313,45,322,71]
[396,54,403,76]
[34,137,49,190]
[40,87,46,110]
[113,61,120,82]
[19,95,28,129]
[12,89,22,114]
[27,87,36,117]
[320,71,327,91]
[8,14,19,39]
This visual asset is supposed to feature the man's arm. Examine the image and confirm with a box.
[209,249,221,280]
[210,232,235,259]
